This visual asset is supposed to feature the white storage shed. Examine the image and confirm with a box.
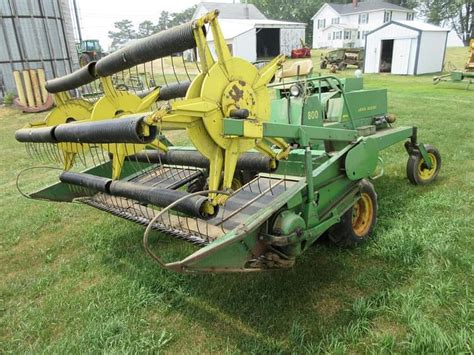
[364,21,449,75]
[205,19,306,62]
[190,2,306,62]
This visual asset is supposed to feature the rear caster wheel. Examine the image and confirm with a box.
[328,179,377,247]
[406,144,441,185]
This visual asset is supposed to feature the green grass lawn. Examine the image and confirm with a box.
[1,49,473,353]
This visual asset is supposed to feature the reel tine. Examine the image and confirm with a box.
[31,142,48,162]
[127,68,135,95]
[219,200,228,233]
[150,57,156,88]
[135,65,142,93]
[25,142,33,159]
[170,55,180,84]
[181,53,192,82]
[142,63,149,91]
[76,144,88,167]
[194,52,201,73]
[124,144,139,175]
[50,143,64,165]
[160,57,168,86]
[29,142,42,161]
[45,143,59,164]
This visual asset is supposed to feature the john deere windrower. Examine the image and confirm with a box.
[15,11,441,272]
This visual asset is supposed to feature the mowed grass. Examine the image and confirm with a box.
[1,48,473,353]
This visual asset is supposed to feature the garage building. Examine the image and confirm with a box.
[364,21,449,75]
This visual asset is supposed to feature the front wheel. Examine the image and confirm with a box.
[328,179,378,247]
[406,144,441,185]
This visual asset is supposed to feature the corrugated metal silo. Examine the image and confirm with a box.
[0,0,79,97]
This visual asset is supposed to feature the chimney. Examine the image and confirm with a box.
[353,0,358,8]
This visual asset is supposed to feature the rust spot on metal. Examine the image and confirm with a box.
[238,80,246,86]
[229,84,244,101]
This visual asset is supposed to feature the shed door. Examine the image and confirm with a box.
[391,39,412,75]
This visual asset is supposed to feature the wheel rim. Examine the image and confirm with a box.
[417,152,437,181]
[352,192,373,237]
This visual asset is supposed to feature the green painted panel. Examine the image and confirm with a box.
[345,139,379,180]
[342,77,363,92]
[343,89,388,120]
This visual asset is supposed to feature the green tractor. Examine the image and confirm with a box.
[77,39,106,67]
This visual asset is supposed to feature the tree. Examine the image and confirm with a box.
[247,0,324,44]
[157,11,170,31]
[137,20,156,38]
[108,19,137,50]
[169,5,197,27]
[420,0,473,45]
[385,0,419,8]
[107,5,197,51]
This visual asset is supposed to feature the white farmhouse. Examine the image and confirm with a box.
[191,2,306,62]
[311,0,415,48]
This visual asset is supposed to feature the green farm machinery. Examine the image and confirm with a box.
[78,39,106,67]
[15,11,441,273]
[320,48,365,71]
[433,70,474,89]
[433,39,474,89]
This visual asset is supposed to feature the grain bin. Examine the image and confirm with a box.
[0,0,78,97]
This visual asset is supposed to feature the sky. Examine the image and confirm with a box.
[74,0,237,50]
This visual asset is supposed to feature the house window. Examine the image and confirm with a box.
[331,17,340,25]
[406,12,414,20]
[344,31,351,40]
[358,13,369,24]
[384,11,392,23]
[357,31,360,39]
[328,32,332,40]
[361,31,369,40]
[334,31,342,40]
[317,19,326,29]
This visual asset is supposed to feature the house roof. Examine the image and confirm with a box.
[393,20,449,32]
[207,19,306,41]
[326,1,413,16]
[197,2,267,20]
[367,20,450,36]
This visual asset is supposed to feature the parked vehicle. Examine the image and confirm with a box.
[291,39,311,59]
[320,48,365,70]
[77,39,106,67]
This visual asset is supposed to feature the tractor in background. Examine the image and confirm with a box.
[77,39,106,67]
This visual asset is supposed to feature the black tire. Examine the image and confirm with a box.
[79,53,91,68]
[328,179,377,247]
[406,144,441,185]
